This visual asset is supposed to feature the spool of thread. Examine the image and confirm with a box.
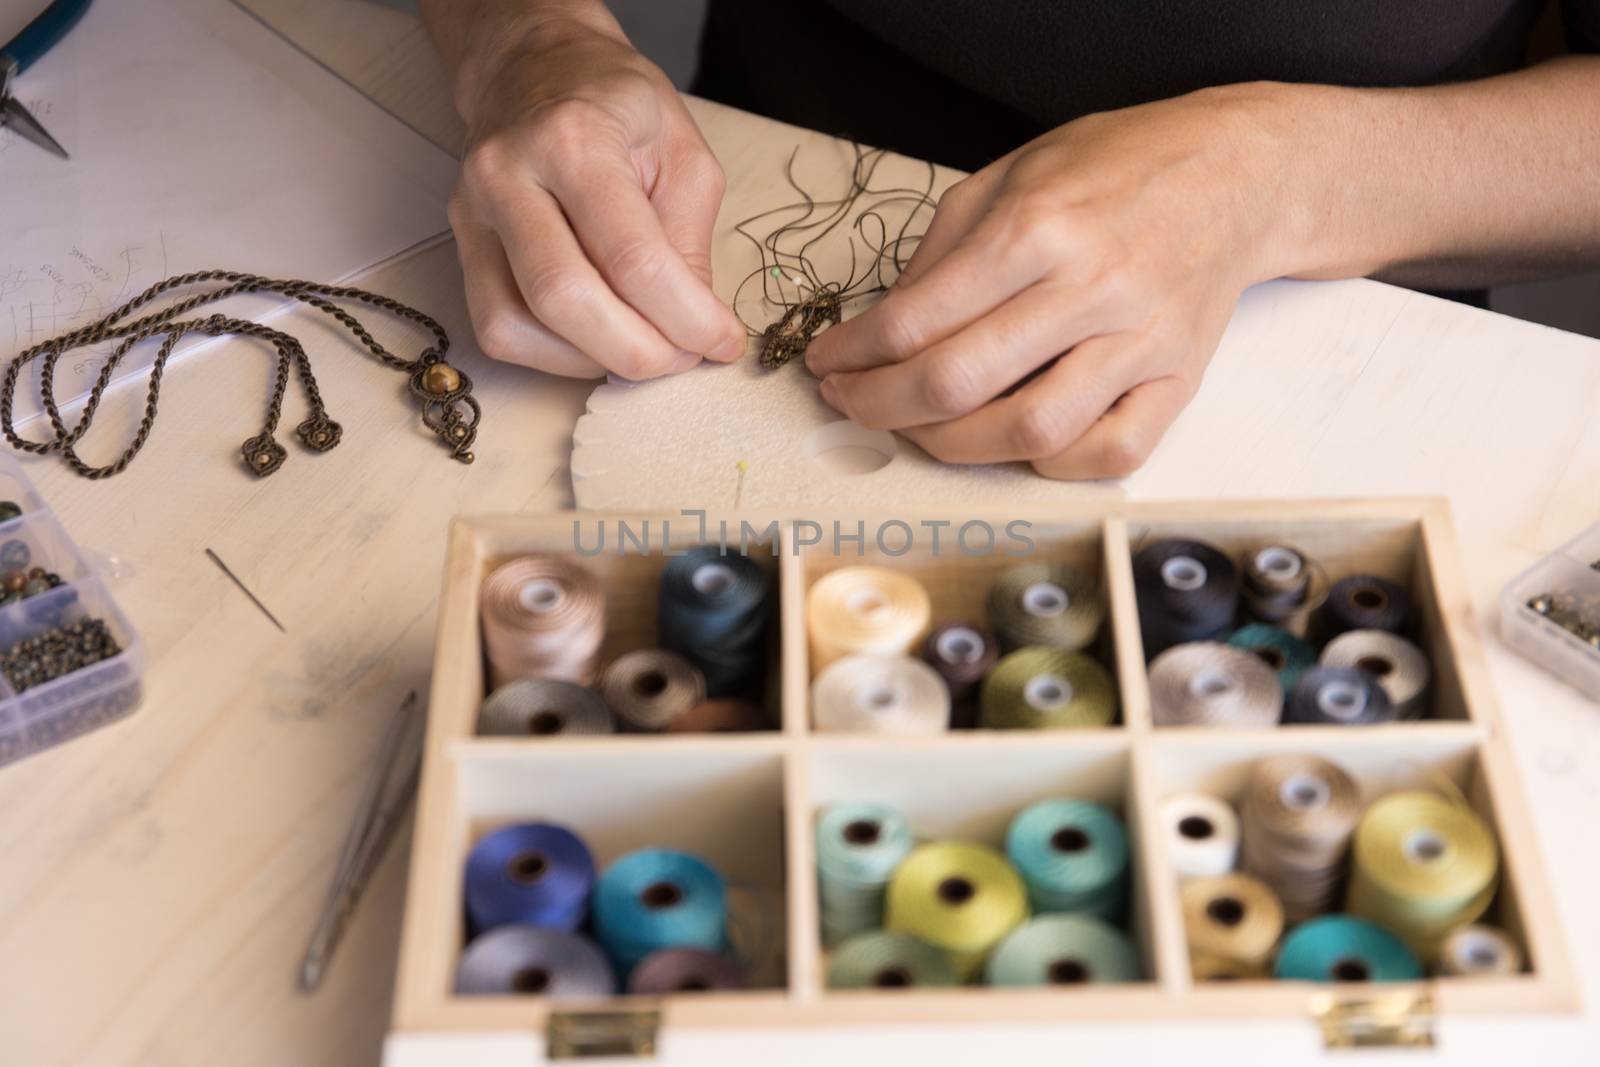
[627,947,748,993]
[1133,538,1240,657]
[1318,574,1412,641]
[593,849,729,975]
[1284,665,1395,726]
[661,698,767,733]
[816,803,916,946]
[600,649,707,732]
[1181,873,1284,969]
[455,926,617,997]
[812,653,950,734]
[984,915,1142,986]
[825,930,959,990]
[659,546,771,699]
[480,556,605,687]
[477,679,616,737]
[1439,924,1522,977]
[1239,754,1362,922]
[1274,915,1422,983]
[979,648,1118,730]
[987,563,1105,652]
[1346,790,1499,959]
[921,621,999,718]
[1226,624,1316,695]
[886,842,1029,980]
[464,823,595,934]
[1147,642,1281,727]
[1005,798,1128,920]
[806,566,931,673]
[1240,544,1322,637]
[1190,952,1269,981]
[1160,792,1242,881]
[1320,630,1432,720]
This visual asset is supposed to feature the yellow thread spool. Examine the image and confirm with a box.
[886,842,1029,981]
[1346,790,1499,962]
[1181,872,1284,971]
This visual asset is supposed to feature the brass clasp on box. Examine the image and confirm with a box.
[1312,990,1435,1049]
[547,1007,662,1059]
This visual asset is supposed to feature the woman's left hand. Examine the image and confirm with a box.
[804,85,1293,479]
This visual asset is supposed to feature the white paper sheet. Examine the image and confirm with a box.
[0,0,458,419]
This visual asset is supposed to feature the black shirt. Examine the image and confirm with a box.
[693,0,1600,173]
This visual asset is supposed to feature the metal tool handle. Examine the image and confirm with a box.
[4,0,92,73]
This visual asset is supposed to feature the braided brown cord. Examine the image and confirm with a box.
[0,271,475,478]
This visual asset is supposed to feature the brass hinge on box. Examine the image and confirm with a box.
[547,1007,661,1059]
[1312,990,1435,1049]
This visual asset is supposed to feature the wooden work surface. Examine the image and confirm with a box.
[0,2,1597,1064]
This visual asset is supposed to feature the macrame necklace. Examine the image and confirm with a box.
[0,270,479,479]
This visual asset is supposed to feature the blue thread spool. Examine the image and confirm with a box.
[593,849,729,975]
[1226,623,1316,695]
[984,915,1142,986]
[454,926,617,997]
[463,823,595,935]
[1274,915,1422,982]
[1006,798,1129,921]
[659,546,772,700]
[816,803,915,946]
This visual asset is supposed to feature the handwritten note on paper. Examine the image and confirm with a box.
[0,0,459,421]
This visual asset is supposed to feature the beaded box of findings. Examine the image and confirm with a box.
[0,454,144,768]
[387,501,1575,1065]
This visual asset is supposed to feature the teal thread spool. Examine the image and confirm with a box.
[815,803,915,946]
[1005,798,1128,921]
[592,849,729,976]
[1226,624,1316,695]
[1274,915,1422,982]
[984,915,1142,986]
[826,930,959,990]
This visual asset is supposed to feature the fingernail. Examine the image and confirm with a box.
[710,332,747,362]
[819,377,840,408]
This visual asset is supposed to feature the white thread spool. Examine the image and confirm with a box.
[1160,793,1242,881]
[812,654,950,734]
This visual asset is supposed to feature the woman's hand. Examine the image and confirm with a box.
[445,14,746,379]
[804,87,1292,478]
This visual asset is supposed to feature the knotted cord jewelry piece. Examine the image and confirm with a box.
[1,271,478,478]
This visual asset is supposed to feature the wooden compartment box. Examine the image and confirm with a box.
[386,501,1576,1065]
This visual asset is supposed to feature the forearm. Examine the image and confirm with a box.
[1239,57,1600,288]
[420,0,625,125]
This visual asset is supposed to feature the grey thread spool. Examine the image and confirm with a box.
[988,563,1105,652]
[1284,665,1395,726]
[1239,754,1361,922]
[1147,642,1282,727]
[1241,544,1325,637]
[600,649,707,731]
[1133,539,1240,657]
[1320,629,1432,720]
[477,678,616,736]
[1318,574,1412,642]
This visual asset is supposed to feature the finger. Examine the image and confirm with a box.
[818,283,1127,430]
[485,186,687,380]
[899,333,1149,465]
[1031,376,1194,480]
[895,168,1003,286]
[449,197,606,379]
[805,209,1045,378]
[548,152,745,361]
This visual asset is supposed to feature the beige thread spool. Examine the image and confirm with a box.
[1190,952,1270,981]
[1439,924,1522,977]
[1148,642,1282,727]
[1319,629,1432,720]
[806,566,932,674]
[1181,872,1284,971]
[480,556,605,688]
[600,649,707,732]
[812,653,951,734]
[1239,754,1362,922]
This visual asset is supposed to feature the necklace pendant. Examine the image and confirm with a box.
[241,434,287,476]
[296,415,343,452]
[410,360,479,463]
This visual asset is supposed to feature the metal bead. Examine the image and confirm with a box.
[1529,595,1553,615]
[0,501,20,523]
[422,363,461,395]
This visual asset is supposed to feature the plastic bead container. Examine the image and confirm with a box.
[1501,521,1600,703]
[0,455,145,768]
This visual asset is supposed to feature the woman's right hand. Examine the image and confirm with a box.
[442,11,746,379]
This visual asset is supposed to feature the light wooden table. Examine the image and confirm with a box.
[1,2,1597,1065]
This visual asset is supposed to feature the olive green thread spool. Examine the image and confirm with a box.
[987,563,1105,653]
[1346,790,1499,962]
[979,647,1118,729]
[886,842,1029,981]
[1181,872,1284,974]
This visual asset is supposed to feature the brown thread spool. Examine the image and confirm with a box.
[921,621,998,728]
[1239,754,1362,923]
[661,698,767,734]
[481,556,605,688]
[601,650,707,732]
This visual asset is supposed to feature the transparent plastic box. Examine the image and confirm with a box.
[0,457,144,769]
[1501,522,1600,703]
